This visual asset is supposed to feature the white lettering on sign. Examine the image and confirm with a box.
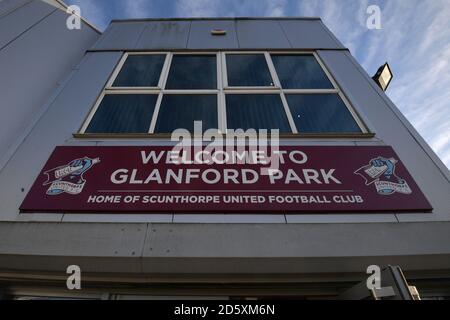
[110,150,340,186]
[140,149,308,166]
[55,165,83,179]
[110,168,341,186]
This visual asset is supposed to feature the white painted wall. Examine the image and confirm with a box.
[0,0,100,170]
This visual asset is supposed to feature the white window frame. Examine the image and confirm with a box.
[79,51,369,135]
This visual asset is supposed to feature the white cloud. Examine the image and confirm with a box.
[175,0,221,17]
[123,0,152,19]
[174,0,288,18]
[264,0,288,17]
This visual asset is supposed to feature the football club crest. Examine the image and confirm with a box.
[355,157,412,196]
[43,157,100,195]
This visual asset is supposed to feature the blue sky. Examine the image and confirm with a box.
[65,0,450,168]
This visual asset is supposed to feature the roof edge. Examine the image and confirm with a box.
[46,0,102,34]
[110,17,322,23]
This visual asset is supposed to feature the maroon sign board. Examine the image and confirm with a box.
[20,146,432,214]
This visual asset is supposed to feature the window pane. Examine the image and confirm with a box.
[86,94,157,133]
[286,94,362,133]
[226,94,291,133]
[113,55,165,87]
[154,95,218,133]
[226,54,274,87]
[165,55,217,89]
[271,55,333,89]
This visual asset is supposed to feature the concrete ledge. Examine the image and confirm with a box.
[0,221,449,274]
[0,254,450,275]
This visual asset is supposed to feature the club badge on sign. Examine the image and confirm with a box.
[43,157,100,195]
[355,157,412,196]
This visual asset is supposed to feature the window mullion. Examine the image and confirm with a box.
[265,52,281,88]
[148,52,171,133]
[161,90,219,94]
[148,93,163,133]
[221,52,229,88]
[160,53,172,90]
[283,89,338,94]
[158,53,171,88]
[279,93,298,134]
[217,52,227,133]
[266,52,298,134]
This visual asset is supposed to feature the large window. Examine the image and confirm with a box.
[80,52,367,135]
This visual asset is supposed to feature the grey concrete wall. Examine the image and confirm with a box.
[0,0,100,170]
[0,222,449,274]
